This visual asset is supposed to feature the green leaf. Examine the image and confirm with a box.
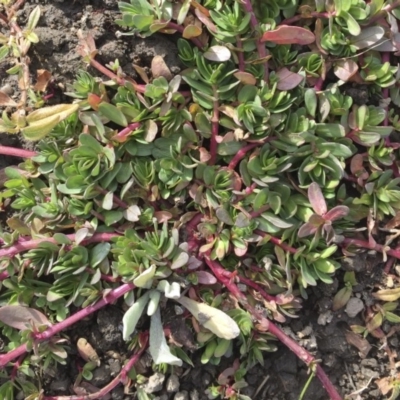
[149,307,183,366]
[342,12,360,37]
[79,133,104,153]
[89,242,111,268]
[305,88,317,117]
[103,210,123,226]
[122,291,150,340]
[0,46,9,62]
[22,103,79,141]
[27,6,41,30]
[176,296,240,339]
[133,264,156,288]
[53,233,71,245]
[98,103,128,127]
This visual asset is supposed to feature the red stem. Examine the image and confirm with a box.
[220,269,276,302]
[43,333,147,400]
[205,255,342,400]
[228,143,258,170]
[267,323,343,400]
[342,238,400,259]
[112,122,141,142]
[228,137,276,170]
[255,230,297,254]
[0,282,134,367]
[0,145,37,158]
[241,0,268,81]
[0,232,120,260]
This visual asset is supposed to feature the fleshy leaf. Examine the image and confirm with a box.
[133,265,156,288]
[122,291,150,340]
[308,182,327,216]
[157,280,181,299]
[149,308,183,366]
[261,26,315,45]
[0,305,51,330]
[204,45,231,62]
[176,296,240,339]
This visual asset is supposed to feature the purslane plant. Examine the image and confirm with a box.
[0,0,400,399]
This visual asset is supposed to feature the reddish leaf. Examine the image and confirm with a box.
[194,8,217,33]
[308,182,327,215]
[261,25,315,45]
[33,69,52,92]
[324,205,349,221]
[345,331,372,358]
[276,68,304,90]
[182,25,203,39]
[195,270,217,285]
[298,219,321,238]
[0,305,51,330]
[334,59,358,82]
[0,91,17,107]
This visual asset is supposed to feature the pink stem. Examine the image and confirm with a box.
[384,257,395,274]
[241,0,268,81]
[220,269,277,302]
[342,238,400,259]
[0,232,120,259]
[228,143,259,170]
[112,122,141,142]
[205,256,342,400]
[0,145,37,158]
[0,282,134,367]
[43,334,147,400]
[255,230,297,254]
[228,137,276,170]
[89,58,146,93]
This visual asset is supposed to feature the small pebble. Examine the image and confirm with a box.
[143,372,165,394]
[345,297,364,318]
[166,374,180,393]
[190,389,200,400]
[174,391,189,400]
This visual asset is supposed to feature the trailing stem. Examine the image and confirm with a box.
[0,283,135,368]
[42,334,147,400]
[204,255,343,400]
[241,0,269,81]
[0,232,120,259]
[342,237,400,260]
[0,145,36,158]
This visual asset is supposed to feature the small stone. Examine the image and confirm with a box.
[345,297,364,318]
[190,389,200,400]
[49,377,70,393]
[317,310,333,326]
[174,391,189,400]
[108,358,121,376]
[361,358,378,368]
[166,374,180,393]
[143,372,165,394]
